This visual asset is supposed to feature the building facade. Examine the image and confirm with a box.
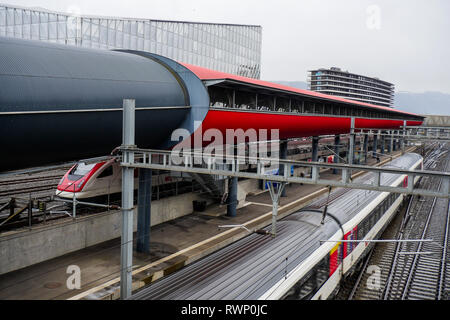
[0,3,262,78]
[308,67,394,107]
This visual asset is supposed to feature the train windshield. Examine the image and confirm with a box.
[69,162,96,179]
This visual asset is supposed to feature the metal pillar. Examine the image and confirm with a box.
[267,181,285,237]
[120,99,136,300]
[402,120,407,154]
[346,117,355,180]
[380,132,385,155]
[311,136,319,178]
[227,176,238,217]
[389,132,394,153]
[279,141,288,197]
[373,133,378,158]
[333,135,340,174]
[348,117,355,165]
[312,136,319,162]
[363,134,369,164]
[136,168,152,254]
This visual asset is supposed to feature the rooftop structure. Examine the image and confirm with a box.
[0,3,262,78]
[308,67,395,108]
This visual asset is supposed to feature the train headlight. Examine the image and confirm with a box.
[77,179,85,189]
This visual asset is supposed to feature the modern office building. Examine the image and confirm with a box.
[308,67,394,107]
[0,3,262,78]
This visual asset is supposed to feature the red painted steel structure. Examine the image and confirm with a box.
[181,63,423,140]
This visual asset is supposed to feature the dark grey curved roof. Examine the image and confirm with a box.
[0,37,187,112]
[0,37,196,171]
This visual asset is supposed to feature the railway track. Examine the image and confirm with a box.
[383,151,450,300]
[335,203,403,300]
[0,175,62,186]
[0,184,59,198]
[342,143,449,300]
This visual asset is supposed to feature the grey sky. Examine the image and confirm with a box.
[4,0,450,94]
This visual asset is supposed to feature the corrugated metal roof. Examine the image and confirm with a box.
[0,37,188,112]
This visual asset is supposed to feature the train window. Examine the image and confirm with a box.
[98,166,113,178]
[357,222,363,239]
[70,162,96,178]
[369,213,376,228]
[364,217,370,237]
[316,256,329,287]
[282,269,318,300]
[358,219,366,239]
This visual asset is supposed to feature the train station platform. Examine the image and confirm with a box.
[0,148,416,300]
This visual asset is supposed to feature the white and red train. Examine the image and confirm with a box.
[129,153,423,300]
[56,157,181,199]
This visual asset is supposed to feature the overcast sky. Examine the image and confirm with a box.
[4,0,450,94]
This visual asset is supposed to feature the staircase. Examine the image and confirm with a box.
[188,172,225,202]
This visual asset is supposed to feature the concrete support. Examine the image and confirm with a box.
[363,134,369,164]
[333,135,340,174]
[312,136,319,162]
[227,176,238,217]
[136,168,152,254]
[373,134,378,158]
[279,141,288,197]
[120,99,135,300]
[356,136,361,164]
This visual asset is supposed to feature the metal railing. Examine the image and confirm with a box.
[119,147,450,199]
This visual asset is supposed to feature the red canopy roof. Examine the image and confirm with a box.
[180,62,422,118]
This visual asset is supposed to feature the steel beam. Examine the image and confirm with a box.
[363,134,369,164]
[373,133,378,158]
[279,141,288,196]
[227,176,238,217]
[137,168,152,254]
[333,135,340,174]
[267,181,285,237]
[347,117,355,179]
[120,99,136,300]
[121,148,450,199]
[312,136,319,162]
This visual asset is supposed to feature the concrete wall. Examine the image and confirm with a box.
[0,191,214,275]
